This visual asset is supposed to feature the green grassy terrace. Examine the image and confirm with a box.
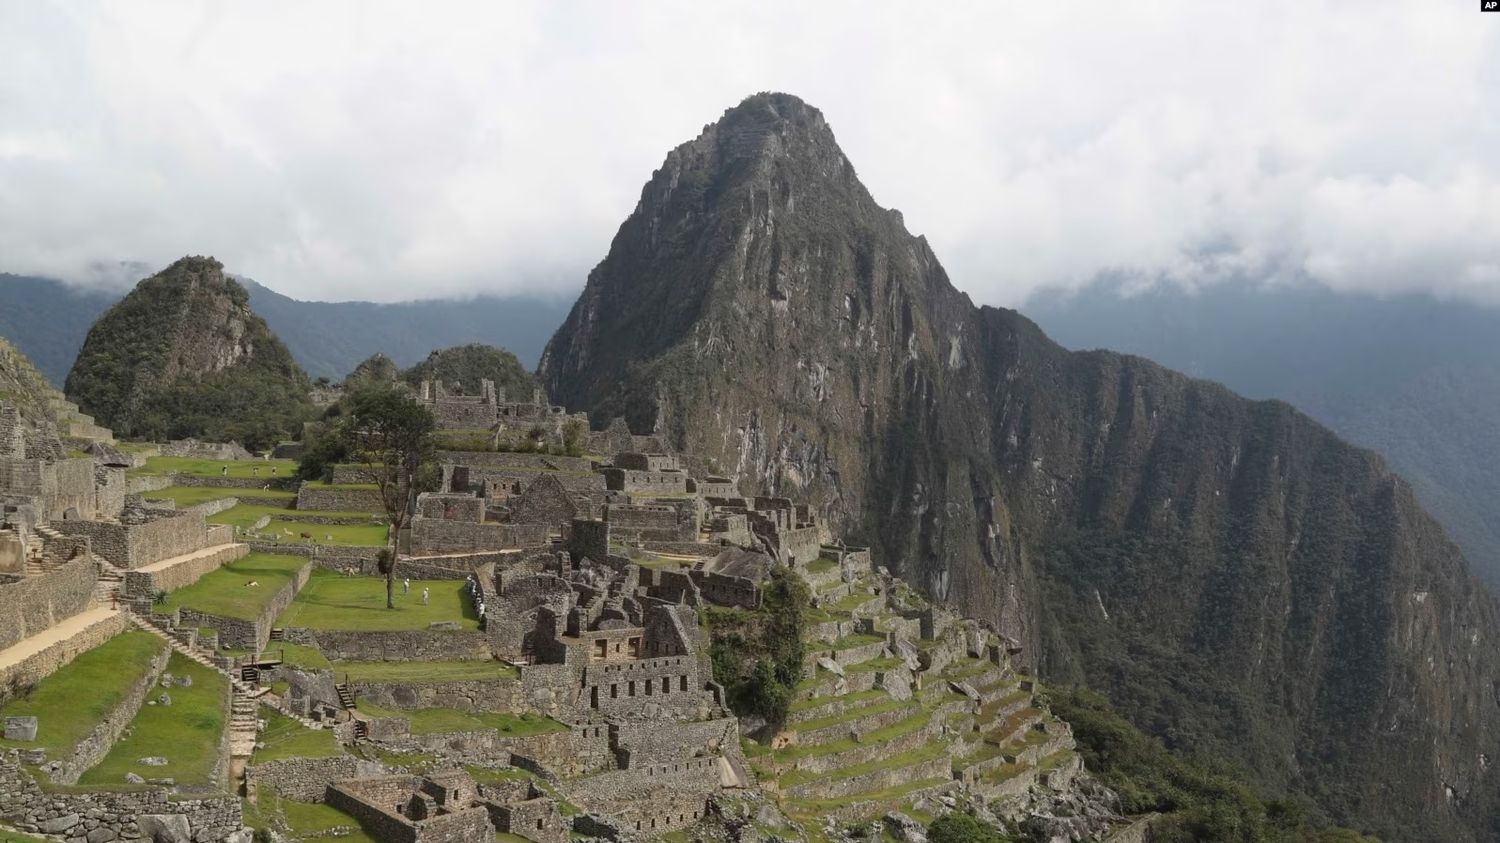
[0,631,166,758]
[143,486,295,509]
[252,710,342,763]
[354,702,566,737]
[245,520,389,547]
[276,570,479,631]
[130,456,298,479]
[158,553,307,620]
[77,652,227,787]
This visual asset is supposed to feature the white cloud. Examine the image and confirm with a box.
[0,0,1495,306]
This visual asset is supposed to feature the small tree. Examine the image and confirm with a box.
[306,385,436,608]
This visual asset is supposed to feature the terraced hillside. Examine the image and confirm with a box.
[742,554,1108,840]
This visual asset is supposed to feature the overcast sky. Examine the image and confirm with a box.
[2,1,1497,307]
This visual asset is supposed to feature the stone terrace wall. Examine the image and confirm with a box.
[284,629,492,662]
[0,750,242,842]
[0,555,96,651]
[246,755,385,802]
[54,511,208,568]
[51,644,171,784]
[128,474,173,495]
[438,452,594,474]
[297,485,383,512]
[180,560,311,650]
[124,543,249,599]
[411,519,547,556]
[350,678,525,713]
[0,612,128,705]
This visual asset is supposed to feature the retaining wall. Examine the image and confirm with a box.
[0,750,242,842]
[179,561,311,650]
[0,555,96,651]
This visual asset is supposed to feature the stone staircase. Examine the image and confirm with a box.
[126,612,321,732]
[90,554,127,610]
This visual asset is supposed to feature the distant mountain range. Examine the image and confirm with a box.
[1028,282,1500,592]
[0,273,570,385]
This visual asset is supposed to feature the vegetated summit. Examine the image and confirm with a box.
[540,92,1500,840]
[65,256,313,451]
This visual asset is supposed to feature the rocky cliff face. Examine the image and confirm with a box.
[540,93,1500,839]
[66,256,311,449]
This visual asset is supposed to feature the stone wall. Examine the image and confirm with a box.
[296,485,384,512]
[161,439,253,460]
[437,452,594,474]
[0,750,243,842]
[0,611,128,705]
[49,644,171,784]
[54,511,208,569]
[124,543,249,599]
[350,678,524,713]
[179,560,311,650]
[579,655,706,720]
[599,468,687,495]
[410,518,547,556]
[245,755,385,802]
[565,519,609,564]
[285,628,492,662]
[127,474,174,495]
[0,555,96,651]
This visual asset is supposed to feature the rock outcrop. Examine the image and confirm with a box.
[540,92,1500,840]
[65,257,312,450]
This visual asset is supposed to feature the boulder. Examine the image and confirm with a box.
[138,756,169,766]
[148,778,175,787]
[138,814,192,843]
[157,693,172,707]
[19,748,47,765]
[87,827,119,843]
[816,656,845,677]
[4,715,37,741]
[177,675,193,687]
[126,772,146,784]
[40,814,81,834]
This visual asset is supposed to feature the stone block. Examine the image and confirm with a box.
[4,715,37,740]
[138,814,192,843]
[87,827,119,843]
[41,814,81,834]
[138,756,168,766]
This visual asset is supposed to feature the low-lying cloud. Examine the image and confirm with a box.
[1,1,1495,306]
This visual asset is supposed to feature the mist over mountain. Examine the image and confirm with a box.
[541,92,1500,840]
[0,274,570,385]
[1028,283,1500,593]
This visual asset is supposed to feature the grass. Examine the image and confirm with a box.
[335,660,518,683]
[131,456,298,479]
[355,702,566,737]
[784,776,950,814]
[77,652,226,787]
[0,827,54,843]
[245,520,389,547]
[828,591,878,613]
[157,553,307,619]
[805,557,839,575]
[846,656,903,674]
[788,688,887,715]
[771,709,934,763]
[828,633,885,651]
[0,631,166,757]
[780,739,950,788]
[252,710,342,763]
[276,570,479,631]
[143,486,294,508]
[789,698,912,734]
[250,641,332,671]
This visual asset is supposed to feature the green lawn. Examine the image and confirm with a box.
[0,827,53,843]
[210,501,385,531]
[356,702,566,737]
[77,652,226,787]
[335,660,518,683]
[249,520,389,547]
[829,633,885,651]
[144,486,295,509]
[252,710,342,763]
[0,631,166,758]
[131,456,298,479]
[276,570,478,631]
[158,553,308,619]
[805,557,839,575]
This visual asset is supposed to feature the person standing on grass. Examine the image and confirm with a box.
[404,577,410,594]
[422,587,429,606]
